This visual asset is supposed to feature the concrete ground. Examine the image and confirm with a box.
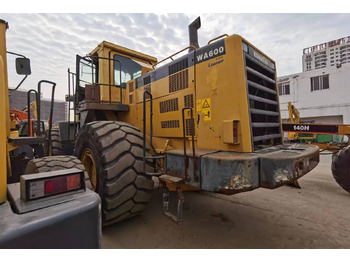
[102,153,350,249]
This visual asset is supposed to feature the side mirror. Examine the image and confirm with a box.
[16,57,31,75]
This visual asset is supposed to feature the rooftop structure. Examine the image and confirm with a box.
[302,36,350,71]
[278,35,350,126]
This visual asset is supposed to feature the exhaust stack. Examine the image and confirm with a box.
[188,17,201,52]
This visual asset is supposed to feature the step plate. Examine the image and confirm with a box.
[159,174,185,184]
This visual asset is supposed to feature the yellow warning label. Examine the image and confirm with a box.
[203,109,211,121]
[202,98,211,109]
[201,98,211,121]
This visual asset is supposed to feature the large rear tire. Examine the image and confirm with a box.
[331,145,350,193]
[74,121,154,226]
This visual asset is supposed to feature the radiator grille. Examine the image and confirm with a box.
[161,120,180,129]
[244,47,282,151]
[184,94,194,108]
[160,98,179,113]
[185,118,195,136]
[128,82,134,92]
[143,76,151,85]
[169,69,188,93]
[169,58,188,75]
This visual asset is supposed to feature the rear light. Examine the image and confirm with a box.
[20,168,85,201]
[45,181,54,194]
[43,174,81,196]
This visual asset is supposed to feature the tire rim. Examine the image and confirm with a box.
[81,148,97,191]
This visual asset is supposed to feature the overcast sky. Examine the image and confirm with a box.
[1,13,350,100]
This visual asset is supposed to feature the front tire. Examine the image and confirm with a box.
[74,121,154,226]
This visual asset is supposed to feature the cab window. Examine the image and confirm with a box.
[114,54,142,87]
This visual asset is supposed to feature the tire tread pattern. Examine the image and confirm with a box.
[74,121,154,226]
[51,128,63,156]
[331,145,350,193]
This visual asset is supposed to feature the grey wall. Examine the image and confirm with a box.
[9,89,67,124]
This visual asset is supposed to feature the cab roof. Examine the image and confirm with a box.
[89,41,158,65]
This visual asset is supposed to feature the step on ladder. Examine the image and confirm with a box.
[159,174,185,224]
[142,90,196,224]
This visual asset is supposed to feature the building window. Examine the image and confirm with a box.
[311,75,329,91]
[278,82,290,95]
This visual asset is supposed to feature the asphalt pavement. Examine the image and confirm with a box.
[102,153,350,248]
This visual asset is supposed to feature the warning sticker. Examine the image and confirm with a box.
[202,98,211,109]
[201,98,211,121]
[203,109,211,121]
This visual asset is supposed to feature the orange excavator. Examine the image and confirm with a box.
[10,107,35,136]
[10,99,43,137]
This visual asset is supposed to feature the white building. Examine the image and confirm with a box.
[302,36,350,71]
[278,35,350,125]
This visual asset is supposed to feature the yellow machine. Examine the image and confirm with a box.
[287,101,301,140]
[23,100,38,119]
[286,101,316,141]
[284,102,349,152]
[57,17,320,225]
[282,102,350,194]
[0,19,100,248]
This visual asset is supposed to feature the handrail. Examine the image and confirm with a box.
[182,107,197,182]
[207,34,228,45]
[76,55,123,105]
[36,80,56,155]
[27,89,38,137]
[152,45,197,69]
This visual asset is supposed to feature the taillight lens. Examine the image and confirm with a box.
[43,174,81,196]
[22,169,85,201]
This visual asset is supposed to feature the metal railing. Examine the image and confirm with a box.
[142,89,166,176]
[152,45,197,69]
[76,55,123,105]
[182,107,197,181]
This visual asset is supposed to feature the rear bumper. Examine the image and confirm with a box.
[259,144,319,189]
[166,144,319,194]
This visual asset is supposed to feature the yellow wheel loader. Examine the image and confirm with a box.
[0,19,101,248]
[55,17,319,225]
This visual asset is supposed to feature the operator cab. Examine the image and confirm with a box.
[74,41,157,125]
